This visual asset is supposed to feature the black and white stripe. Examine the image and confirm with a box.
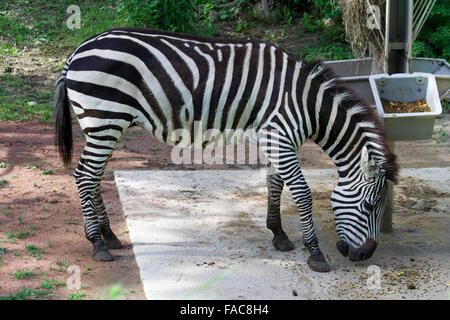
[54,28,397,267]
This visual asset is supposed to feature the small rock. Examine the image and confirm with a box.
[27,101,37,106]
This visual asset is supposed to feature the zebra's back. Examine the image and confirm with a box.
[64,27,297,146]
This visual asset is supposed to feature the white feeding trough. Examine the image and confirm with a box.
[369,73,443,140]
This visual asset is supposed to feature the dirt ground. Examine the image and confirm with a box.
[0,114,448,299]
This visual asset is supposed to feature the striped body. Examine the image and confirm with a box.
[63,28,299,146]
[55,28,398,269]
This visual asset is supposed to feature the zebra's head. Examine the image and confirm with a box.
[331,145,389,261]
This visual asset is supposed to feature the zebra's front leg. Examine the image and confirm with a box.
[262,135,330,272]
[266,171,295,251]
[284,172,330,272]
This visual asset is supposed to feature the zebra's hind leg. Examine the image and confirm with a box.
[74,138,120,261]
[266,171,295,251]
[94,186,123,249]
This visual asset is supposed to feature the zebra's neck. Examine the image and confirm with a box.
[288,62,393,181]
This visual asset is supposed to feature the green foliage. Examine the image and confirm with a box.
[306,0,341,20]
[25,244,45,260]
[299,12,323,32]
[0,286,54,300]
[108,284,123,300]
[0,42,19,56]
[6,230,34,242]
[0,98,52,123]
[413,2,449,61]
[116,0,198,34]
[300,44,352,63]
[235,20,248,33]
[67,290,86,300]
[41,168,54,175]
[13,269,36,279]
[295,0,350,62]
[277,5,295,25]
[40,278,65,290]
[442,100,449,113]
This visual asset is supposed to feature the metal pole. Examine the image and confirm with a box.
[386,0,413,74]
[381,0,413,233]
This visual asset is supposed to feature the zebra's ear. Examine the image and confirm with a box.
[361,146,380,179]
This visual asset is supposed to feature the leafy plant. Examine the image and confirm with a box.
[0,286,54,300]
[67,290,86,300]
[25,244,45,259]
[116,0,198,34]
[6,230,34,242]
[13,269,36,279]
[413,2,449,61]
[41,168,54,175]
[41,278,65,290]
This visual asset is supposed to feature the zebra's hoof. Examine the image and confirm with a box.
[92,240,114,261]
[92,248,114,262]
[307,253,330,273]
[272,234,295,251]
[104,234,123,250]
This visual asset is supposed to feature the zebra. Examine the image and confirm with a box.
[54,28,398,272]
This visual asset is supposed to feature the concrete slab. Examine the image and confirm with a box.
[114,168,450,300]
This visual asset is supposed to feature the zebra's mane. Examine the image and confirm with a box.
[303,60,399,183]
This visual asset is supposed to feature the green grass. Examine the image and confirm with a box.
[13,268,36,279]
[41,168,54,175]
[40,278,65,290]
[0,278,63,300]
[0,286,54,300]
[0,97,52,123]
[0,42,19,56]
[0,74,24,87]
[25,244,45,260]
[299,43,353,63]
[433,130,448,144]
[0,0,122,50]
[6,230,34,242]
[67,290,86,300]
[82,266,92,275]
[49,257,69,272]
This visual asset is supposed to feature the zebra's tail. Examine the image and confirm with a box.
[54,72,73,167]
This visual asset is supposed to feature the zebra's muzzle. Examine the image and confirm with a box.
[336,240,349,257]
[348,238,377,261]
